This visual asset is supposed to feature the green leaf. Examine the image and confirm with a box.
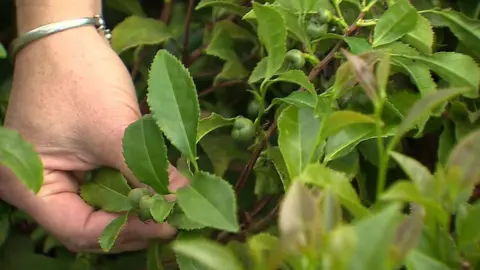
[147,50,200,167]
[0,44,6,59]
[456,202,480,249]
[405,250,450,270]
[266,146,291,189]
[99,213,128,252]
[401,14,434,55]
[276,0,333,12]
[215,60,249,83]
[393,88,470,142]
[196,0,249,16]
[447,128,480,187]
[321,110,377,139]
[147,241,164,270]
[299,164,369,218]
[278,106,323,179]
[350,203,402,270]
[150,195,175,223]
[248,57,288,84]
[373,0,418,47]
[123,115,170,195]
[395,52,480,98]
[215,20,256,41]
[438,121,455,165]
[80,168,132,212]
[175,171,239,232]
[272,70,316,94]
[105,0,146,16]
[423,9,480,59]
[273,6,310,45]
[173,238,244,270]
[391,59,437,96]
[206,26,238,62]
[267,91,317,111]
[324,124,375,162]
[199,134,248,177]
[344,37,373,54]
[252,2,287,81]
[390,151,433,195]
[111,16,172,54]
[0,127,43,194]
[167,205,206,230]
[197,113,236,143]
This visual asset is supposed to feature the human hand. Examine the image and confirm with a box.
[0,24,189,253]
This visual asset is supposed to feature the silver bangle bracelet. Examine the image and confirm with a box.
[9,14,112,62]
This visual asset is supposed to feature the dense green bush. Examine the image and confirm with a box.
[1,0,480,269]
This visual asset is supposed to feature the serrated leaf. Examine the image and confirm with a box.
[278,106,323,179]
[272,70,316,94]
[215,20,256,41]
[99,213,128,252]
[197,113,236,143]
[344,37,373,54]
[324,124,375,162]
[199,134,248,177]
[196,0,249,16]
[266,146,291,189]
[273,5,310,45]
[342,49,380,103]
[395,52,480,98]
[147,50,199,167]
[173,238,244,270]
[391,58,437,96]
[390,151,433,195]
[394,88,470,142]
[123,115,170,195]
[111,16,172,54]
[167,205,206,230]
[321,110,377,139]
[0,127,43,194]
[350,203,402,270]
[299,163,369,218]
[373,0,418,47]
[206,26,238,62]
[150,195,175,223]
[401,14,434,55]
[215,60,249,83]
[175,171,239,232]
[447,128,480,187]
[0,44,6,59]
[248,57,288,84]
[252,2,287,81]
[267,91,317,111]
[147,241,164,270]
[80,168,132,212]
[423,9,480,59]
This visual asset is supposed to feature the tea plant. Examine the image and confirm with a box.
[1,0,480,269]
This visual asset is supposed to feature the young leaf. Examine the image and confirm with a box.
[320,110,377,139]
[150,195,175,223]
[80,168,132,212]
[123,115,170,195]
[251,2,287,81]
[197,113,236,143]
[423,9,480,59]
[299,164,369,218]
[0,127,43,194]
[175,171,239,232]
[272,70,316,94]
[111,16,172,54]
[391,211,424,264]
[401,14,434,55]
[278,106,323,179]
[147,241,164,270]
[447,128,480,187]
[342,49,379,103]
[147,50,200,167]
[350,203,402,270]
[196,0,249,16]
[99,213,128,252]
[390,151,433,195]
[373,0,418,47]
[173,238,244,270]
[394,88,470,142]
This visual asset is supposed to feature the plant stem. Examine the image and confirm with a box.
[375,103,387,198]
[334,1,349,29]
[357,19,378,27]
[362,0,380,12]
[182,0,195,64]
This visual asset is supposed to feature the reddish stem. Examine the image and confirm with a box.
[182,0,195,64]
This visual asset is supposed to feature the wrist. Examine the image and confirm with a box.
[15,0,102,35]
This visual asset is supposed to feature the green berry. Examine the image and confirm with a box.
[317,9,332,24]
[306,23,328,39]
[139,195,155,210]
[231,117,256,142]
[128,188,150,208]
[137,207,153,222]
[247,100,260,119]
[285,49,305,69]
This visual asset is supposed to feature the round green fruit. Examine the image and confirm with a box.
[139,195,155,210]
[247,100,260,119]
[231,117,256,142]
[317,9,332,24]
[128,188,150,208]
[285,49,305,69]
[137,207,153,222]
[306,23,328,39]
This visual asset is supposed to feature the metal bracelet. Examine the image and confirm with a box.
[9,14,112,62]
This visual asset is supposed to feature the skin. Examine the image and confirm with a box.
[0,0,190,253]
